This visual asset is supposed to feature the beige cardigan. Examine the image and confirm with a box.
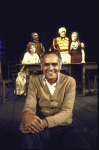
[21,73,76,128]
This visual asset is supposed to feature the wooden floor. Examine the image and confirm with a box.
[0,88,98,149]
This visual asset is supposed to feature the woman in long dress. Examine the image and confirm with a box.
[15,42,40,95]
[70,32,85,63]
[70,32,86,88]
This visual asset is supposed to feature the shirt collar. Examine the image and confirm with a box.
[42,73,60,86]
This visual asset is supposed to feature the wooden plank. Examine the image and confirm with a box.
[73,104,97,129]
[85,89,98,93]
[74,95,98,115]
[85,64,98,69]
[73,115,98,149]
[73,115,90,132]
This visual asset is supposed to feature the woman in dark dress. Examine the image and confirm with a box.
[70,32,85,63]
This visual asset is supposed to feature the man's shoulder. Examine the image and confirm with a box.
[30,73,75,86]
[53,37,70,42]
[53,37,60,41]
[28,41,42,44]
[34,53,39,57]
[24,52,29,56]
[32,73,75,81]
[65,37,70,41]
[59,73,76,84]
[31,74,43,83]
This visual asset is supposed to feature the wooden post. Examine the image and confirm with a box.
[68,65,71,76]
[0,61,2,80]
[26,67,29,94]
[82,64,86,96]
[3,81,5,104]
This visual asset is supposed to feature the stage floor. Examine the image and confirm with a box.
[0,88,98,149]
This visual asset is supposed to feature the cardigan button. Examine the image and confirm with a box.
[51,100,53,102]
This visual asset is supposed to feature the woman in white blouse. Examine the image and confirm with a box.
[15,42,40,95]
[22,42,40,64]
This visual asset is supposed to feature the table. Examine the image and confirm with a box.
[16,62,98,96]
[67,62,98,96]
[81,62,98,96]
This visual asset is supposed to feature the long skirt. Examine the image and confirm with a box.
[15,66,38,95]
[15,70,26,95]
[71,55,82,63]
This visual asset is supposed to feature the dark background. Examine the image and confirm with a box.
[0,1,97,78]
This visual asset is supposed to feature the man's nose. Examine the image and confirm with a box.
[49,64,53,70]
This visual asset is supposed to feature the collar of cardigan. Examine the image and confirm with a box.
[42,72,60,86]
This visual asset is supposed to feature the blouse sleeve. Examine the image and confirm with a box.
[22,52,29,64]
[35,53,40,63]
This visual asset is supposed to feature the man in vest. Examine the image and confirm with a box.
[49,27,71,63]
[31,32,45,57]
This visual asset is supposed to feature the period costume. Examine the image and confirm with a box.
[49,37,71,63]
[22,52,40,64]
[21,73,91,149]
[30,41,45,57]
[70,41,83,63]
[15,52,40,95]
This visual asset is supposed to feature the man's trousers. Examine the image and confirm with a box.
[21,123,92,149]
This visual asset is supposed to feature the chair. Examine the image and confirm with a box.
[0,61,15,104]
[8,61,17,85]
[94,75,98,92]
[86,71,98,94]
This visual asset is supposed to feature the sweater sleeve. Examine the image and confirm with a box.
[45,77,76,128]
[21,79,37,116]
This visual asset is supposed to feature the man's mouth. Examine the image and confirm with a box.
[47,71,55,75]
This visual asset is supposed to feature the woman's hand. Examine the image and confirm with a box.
[81,42,85,48]
[22,61,30,64]
[81,61,86,63]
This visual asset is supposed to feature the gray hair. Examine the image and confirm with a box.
[31,32,38,39]
[71,32,79,40]
[40,51,62,68]
[58,27,66,34]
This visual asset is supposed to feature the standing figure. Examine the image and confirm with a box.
[30,32,45,57]
[70,32,85,63]
[15,42,40,95]
[49,27,71,63]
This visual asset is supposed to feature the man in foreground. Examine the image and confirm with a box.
[19,51,91,149]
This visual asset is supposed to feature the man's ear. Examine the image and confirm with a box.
[60,65,62,70]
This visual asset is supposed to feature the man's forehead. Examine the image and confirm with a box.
[34,33,38,36]
[60,28,66,32]
[43,54,59,63]
[61,29,66,32]
[72,33,77,36]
